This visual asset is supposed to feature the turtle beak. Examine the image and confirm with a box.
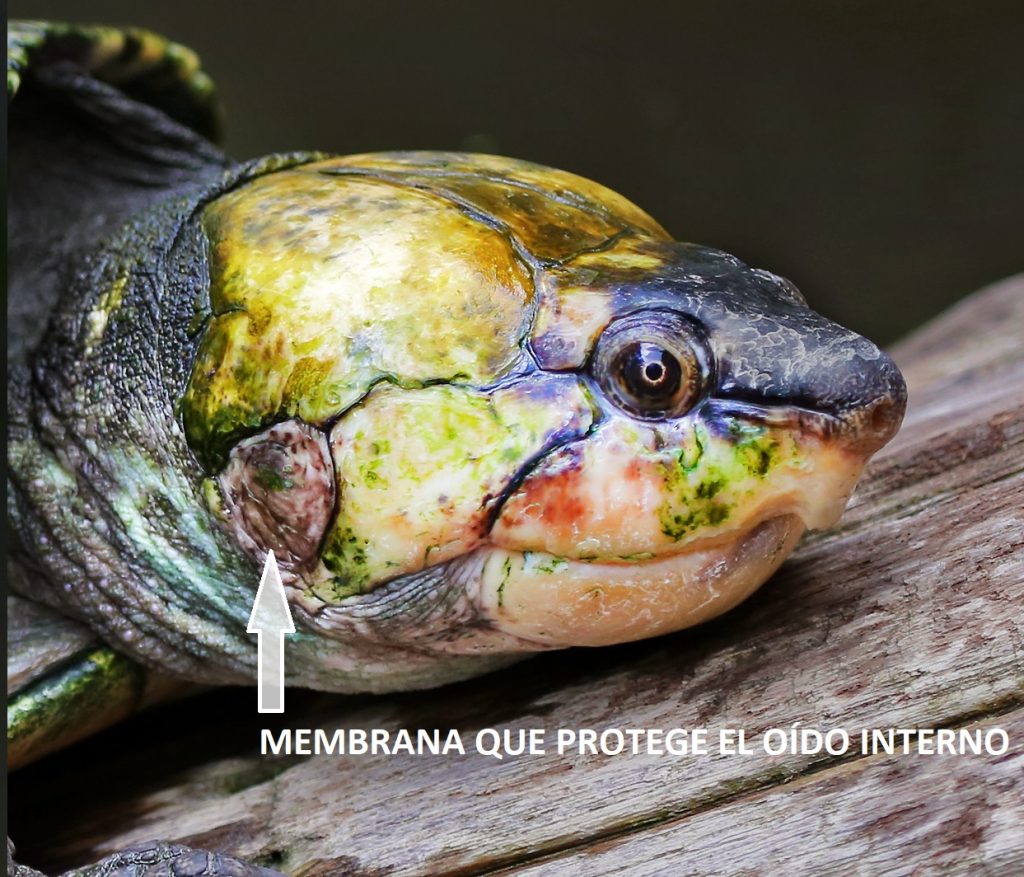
[706,299,908,459]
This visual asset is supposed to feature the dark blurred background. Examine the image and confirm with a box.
[10,0,1023,344]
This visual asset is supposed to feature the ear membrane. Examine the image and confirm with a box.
[218,419,335,569]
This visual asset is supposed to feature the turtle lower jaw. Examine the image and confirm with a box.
[477,436,872,652]
[460,513,805,650]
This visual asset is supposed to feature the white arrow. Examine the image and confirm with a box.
[247,551,295,713]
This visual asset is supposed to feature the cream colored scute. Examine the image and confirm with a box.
[316,378,593,601]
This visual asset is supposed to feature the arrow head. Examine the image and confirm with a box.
[247,551,296,634]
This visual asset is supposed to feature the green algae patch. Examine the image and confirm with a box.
[656,421,794,542]
[253,465,294,493]
[321,525,373,600]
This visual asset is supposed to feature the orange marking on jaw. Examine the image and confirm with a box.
[503,460,586,529]
[624,459,645,481]
[492,428,671,559]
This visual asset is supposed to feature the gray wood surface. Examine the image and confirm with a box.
[502,708,1024,877]
[9,277,1023,877]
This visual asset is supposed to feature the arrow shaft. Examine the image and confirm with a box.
[257,631,285,713]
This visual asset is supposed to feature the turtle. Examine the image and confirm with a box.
[6,19,907,877]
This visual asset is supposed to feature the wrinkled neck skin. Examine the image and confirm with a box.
[7,156,518,692]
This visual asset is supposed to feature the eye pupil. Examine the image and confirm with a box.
[644,362,664,382]
[620,342,683,403]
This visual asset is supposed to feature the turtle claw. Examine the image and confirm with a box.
[6,839,284,877]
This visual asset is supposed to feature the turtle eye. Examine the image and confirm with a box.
[592,311,711,419]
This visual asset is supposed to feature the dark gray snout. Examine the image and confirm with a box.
[709,300,907,453]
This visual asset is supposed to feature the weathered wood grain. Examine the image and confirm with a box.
[500,708,1024,877]
[8,277,1024,876]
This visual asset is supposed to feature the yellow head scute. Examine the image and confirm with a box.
[182,162,534,469]
[321,152,671,263]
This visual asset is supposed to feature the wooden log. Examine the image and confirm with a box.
[8,277,1024,876]
[502,708,1024,877]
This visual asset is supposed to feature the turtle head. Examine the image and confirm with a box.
[186,161,904,667]
[9,151,905,692]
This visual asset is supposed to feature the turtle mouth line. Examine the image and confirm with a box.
[704,397,846,438]
[554,511,802,567]
[635,506,807,564]
[705,394,905,455]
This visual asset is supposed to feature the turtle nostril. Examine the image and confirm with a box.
[870,398,899,439]
[849,394,905,454]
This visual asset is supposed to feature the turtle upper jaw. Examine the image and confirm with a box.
[709,371,906,466]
